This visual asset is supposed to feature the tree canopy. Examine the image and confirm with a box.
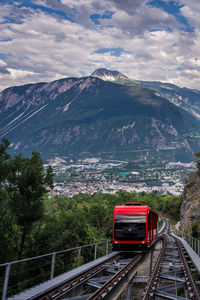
[0,139,54,261]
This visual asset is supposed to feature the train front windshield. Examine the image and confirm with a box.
[114,214,146,241]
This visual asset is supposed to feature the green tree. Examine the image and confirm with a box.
[3,151,54,260]
[0,138,10,183]
[0,139,14,262]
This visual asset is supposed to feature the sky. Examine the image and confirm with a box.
[0,0,200,91]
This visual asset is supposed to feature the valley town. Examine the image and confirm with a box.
[46,157,195,197]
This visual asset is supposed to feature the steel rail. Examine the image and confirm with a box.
[176,240,200,299]
[159,218,167,234]
[32,253,121,300]
[142,234,200,300]
[86,236,163,300]
[87,253,142,300]
[142,235,166,300]
[31,239,163,300]
[140,218,169,299]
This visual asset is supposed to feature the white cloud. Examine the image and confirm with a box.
[0,4,12,23]
[0,59,7,67]
[180,0,200,29]
[0,0,200,91]
[7,68,35,78]
[102,8,179,36]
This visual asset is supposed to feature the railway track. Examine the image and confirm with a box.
[19,241,162,300]
[85,218,168,300]
[7,218,167,300]
[30,252,122,300]
[142,233,200,300]
[9,218,198,300]
[22,239,164,300]
[33,251,147,300]
[87,252,144,300]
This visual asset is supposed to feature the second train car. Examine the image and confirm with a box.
[112,202,158,250]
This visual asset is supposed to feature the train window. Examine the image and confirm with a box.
[114,214,146,241]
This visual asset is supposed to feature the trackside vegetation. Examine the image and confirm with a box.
[0,139,54,263]
[0,139,183,296]
[0,138,182,263]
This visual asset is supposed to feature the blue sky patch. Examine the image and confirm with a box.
[150,27,173,33]
[3,0,76,23]
[147,0,194,32]
[90,11,114,25]
[0,53,13,60]
[0,16,23,25]
[171,42,177,47]
[95,47,131,57]
[80,71,86,77]
[0,38,12,42]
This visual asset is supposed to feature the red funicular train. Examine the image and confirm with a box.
[112,202,158,250]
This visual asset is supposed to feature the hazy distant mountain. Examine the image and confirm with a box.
[0,71,200,162]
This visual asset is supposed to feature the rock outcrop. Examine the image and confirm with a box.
[180,171,200,236]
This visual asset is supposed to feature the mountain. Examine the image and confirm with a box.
[140,82,200,120]
[92,69,200,120]
[92,68,128,81]
[0,72,200,161]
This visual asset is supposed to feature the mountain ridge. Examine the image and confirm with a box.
[92,68,128,82]
[91,69,200,120]
[0,71,200,161]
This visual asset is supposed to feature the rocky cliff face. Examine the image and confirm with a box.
[180,171,200,236]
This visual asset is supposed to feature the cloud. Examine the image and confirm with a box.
[103,8,180,36]
[0,59,10,74]
[180,0,200,29]
[0,67,10,74]
[0,0,200,91]
[0,4,12,23]
[110,0,146,12]
[0,2,34,24]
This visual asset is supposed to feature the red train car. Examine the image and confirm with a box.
[112,202,158,250]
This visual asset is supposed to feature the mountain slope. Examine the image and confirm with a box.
[92,69,200,120]
[0,75,200,161]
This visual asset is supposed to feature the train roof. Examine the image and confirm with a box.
[114,203,158,215]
